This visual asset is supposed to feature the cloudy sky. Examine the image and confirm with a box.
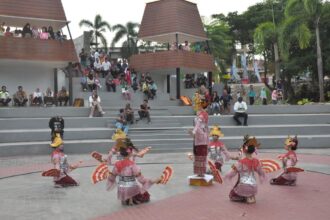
[62,0,263,45]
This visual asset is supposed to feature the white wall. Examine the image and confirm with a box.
[0,65,66,96]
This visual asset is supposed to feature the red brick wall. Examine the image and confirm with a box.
[130,50,215,73]
[0,36,78,62]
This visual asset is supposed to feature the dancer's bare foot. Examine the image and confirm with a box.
[246,196,256,204]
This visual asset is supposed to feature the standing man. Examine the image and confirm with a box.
[248,85,256,105]
[233,97,248,126]
[79,48,87,68]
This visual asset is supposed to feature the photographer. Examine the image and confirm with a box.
[49,116,64,141]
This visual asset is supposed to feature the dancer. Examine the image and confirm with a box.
[189,108,209,177]
[270,135,302,186]
[225,136,265,204]
[208,125,237,172]
[42,138,81,187]
[92,139,173,206]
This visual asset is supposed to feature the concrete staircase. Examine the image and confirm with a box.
[1,77,330,156]
[0,103,330,157]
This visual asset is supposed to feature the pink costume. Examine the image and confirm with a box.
[192,111,209,176]
[106,159,153,204]
[271,151,298,185]
[208,140,231,171]
[51,150,78,187]
[226,158,265,202]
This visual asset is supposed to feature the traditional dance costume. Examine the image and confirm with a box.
[48,139,79,187]
[270,136,299,186]
[208,125,231,172]
[226,137,265,203]
[192,110,209,176]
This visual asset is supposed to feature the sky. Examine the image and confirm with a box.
[61,0,263,45]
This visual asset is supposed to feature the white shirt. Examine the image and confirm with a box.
[33,91,43,98]
[94,51,99,60]
[233,101,247,113]
[89,95,101,107]
[102,61,111,71]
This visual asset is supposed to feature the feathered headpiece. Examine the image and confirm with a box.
[112,129,126,141]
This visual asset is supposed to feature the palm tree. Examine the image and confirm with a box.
[281,0,324,102]
[111,22,139,59]
[79,14,111,49]
[203,19,233,77]
[254,22,281,83]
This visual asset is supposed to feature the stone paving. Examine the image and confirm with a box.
[0,150,330,220]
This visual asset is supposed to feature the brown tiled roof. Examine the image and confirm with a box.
[0,0,67,21]
[130,50,215,73]
[0,36,78,63]
[138,0,207,43]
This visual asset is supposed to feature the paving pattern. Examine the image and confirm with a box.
[0,150,330,220]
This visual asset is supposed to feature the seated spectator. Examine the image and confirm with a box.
[183,40,191,51]
[4,26,13,37]
[39,27,49,40]
[80,74,88,91]
[121,82,131,101]
[137,100,151,123]
[57,86,69,106]
[233,97,248,126]
[31,26,39,38]
[124,103,135,124]
[115,109,129,134]
[13,86,28,106]
[200,85,210,109]
[14,28,22,37]
[93,58,102,73]
[88,90,105,118]
[48,26,55,39]
[131,77,139,93]
[0,86,12,106]
[142,81,151,100]
[44,87,55,106]
[105,76,116,92]
[210,91,221,115]
[220,89,232,114]
[87,72,96,91]
[32,88,43,105]
[55,31,64,42]
[22,23,32,38]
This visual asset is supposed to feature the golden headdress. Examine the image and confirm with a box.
[284,135,298,148]
[112,129,126,141]
[210,125,224,137]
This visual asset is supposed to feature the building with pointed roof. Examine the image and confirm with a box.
[0,0,78,104]
[130,0,215,99]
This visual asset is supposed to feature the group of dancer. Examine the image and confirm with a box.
[42,107,302,206]
[43,128,171,206]
[190,107,302,204]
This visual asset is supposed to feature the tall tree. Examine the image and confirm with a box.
[79,14,111,49]
[111,22,139,59]
[281,0,325,102]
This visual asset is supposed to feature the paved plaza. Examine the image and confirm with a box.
[1,149,330,220]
